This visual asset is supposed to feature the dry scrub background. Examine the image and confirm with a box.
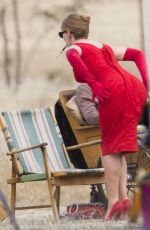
[0,0,145,228]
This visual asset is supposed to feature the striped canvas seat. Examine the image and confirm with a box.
[2,108,70,174]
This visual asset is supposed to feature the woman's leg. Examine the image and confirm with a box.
[102,154,122,219]
[119,155,128,201]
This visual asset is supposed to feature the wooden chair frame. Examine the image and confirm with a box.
[59,90,102,168]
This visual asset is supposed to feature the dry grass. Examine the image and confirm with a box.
[0,208,143,229]
[0,211,132,230]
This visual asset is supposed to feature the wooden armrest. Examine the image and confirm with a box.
[7,143,48,156]
[66,139,102,151]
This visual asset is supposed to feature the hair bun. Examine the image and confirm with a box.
[80,15,91,24]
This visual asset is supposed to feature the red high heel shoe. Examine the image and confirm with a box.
[105,201,124,221]
[122,199,132,214]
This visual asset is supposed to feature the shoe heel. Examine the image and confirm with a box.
[105,201,124,221]
[122,199,132,218]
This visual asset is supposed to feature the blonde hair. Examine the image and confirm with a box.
[61,14,91,39]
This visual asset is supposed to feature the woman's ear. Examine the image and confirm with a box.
[66,30,71,40]
[69,33,75,43]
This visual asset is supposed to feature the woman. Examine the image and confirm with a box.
[59,14,148,220]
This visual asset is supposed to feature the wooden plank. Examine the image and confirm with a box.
[16,205,51,210]
[52,174,105,186]
[7,178,20,184]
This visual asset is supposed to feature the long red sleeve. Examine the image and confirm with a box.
[66,48,110,102]
[66,48,95,84]
[123,48,149,91]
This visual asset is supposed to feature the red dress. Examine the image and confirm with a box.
[66,42,147,156]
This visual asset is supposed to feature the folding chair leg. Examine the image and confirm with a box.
[54,186,60,212]
[11,183,16,214]
[42,146,59,223]
[47,180,59,223]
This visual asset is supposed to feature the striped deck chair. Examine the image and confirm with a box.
[0,108,104,223]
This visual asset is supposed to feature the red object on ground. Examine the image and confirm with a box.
[66,203,106,219]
